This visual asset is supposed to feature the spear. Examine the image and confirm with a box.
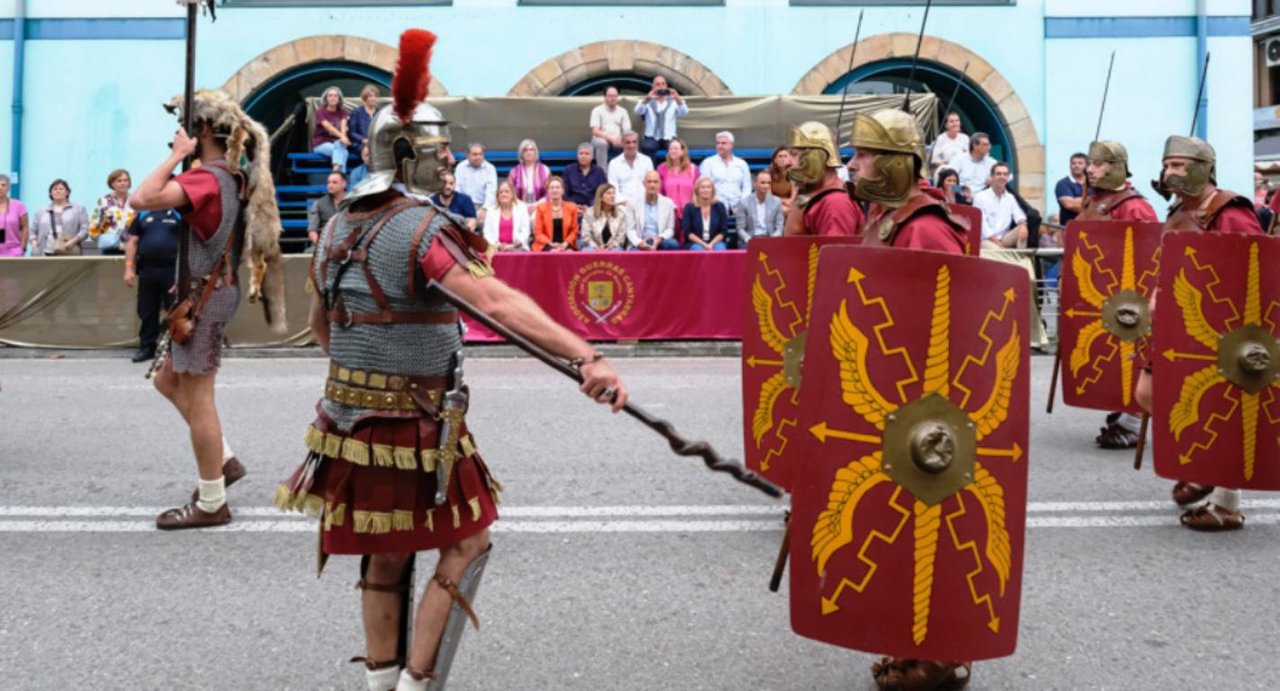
[1094,51,1115,143]
[428,280,784,499]
[1189,52,1211,136]
[938,60,969,129]
[902,0,933,112]
[832,9,865,147]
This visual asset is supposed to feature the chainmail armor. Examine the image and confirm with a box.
[181,161,244,281]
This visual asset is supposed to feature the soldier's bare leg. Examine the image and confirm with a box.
[403,530,492,683]
[359,552,413,691]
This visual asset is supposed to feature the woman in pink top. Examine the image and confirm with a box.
[481,181,531,251]
[657,138,698,223]
[0,174,29,257]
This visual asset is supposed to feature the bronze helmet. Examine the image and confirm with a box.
[1086,140,1130,192]
[1152,135,1215,200]
[849,109,924,208]
[786,121,843,186]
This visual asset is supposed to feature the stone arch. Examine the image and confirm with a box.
[793,34,1044,207]
[508,40,732,97]
[219,35,448,104]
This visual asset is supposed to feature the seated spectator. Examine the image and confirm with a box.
[89,169,135,255]
[581,183,631,251]
[347,85,379,169]
[930,111,970,176]
[590,86,632,169]
[627,171,679,251]
[533,177,580,252]
[431,170,478,233]
[935,167,970,205]
[507,138,551,206]
[607,132,654,210]
[974,162,1049,350]
[307,171,347,247]
[951,132,997,193]
[349,142,370,188]
[735,171,785,246]
[682,177,730,251]
[32,179,89,255]
[312,86,351,172]
[699,131,752,217]
[482,181,530,251]
[455,143,498,223]
[563,142,608,208]
[0,174,29,257]
[635,75,688,158]
[768,147,798,214]
[657,137,698,224]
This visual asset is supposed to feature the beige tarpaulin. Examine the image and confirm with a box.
[314,94,939,153]
[0,257,314,349]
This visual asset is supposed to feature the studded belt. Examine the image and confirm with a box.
[325,363,447,411]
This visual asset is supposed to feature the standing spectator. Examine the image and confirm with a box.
[123,208,181,362]
[431,170,478,233]
[951,132,997,192]
[1055,152,1088,225]
[635,75,688,158]
[0,174,29,257]
[930,111,970,175]
[935,168,969,206]
[627,171,678,251]
[482,181,531,252]
[533,176,580,252]
[306,171,347,247]
[657,137,698,224]
[682,177,730,250]
[699,131,752,218]
[312,86,350,172]
[768,147,798,214]
[563,142,608,208]
[31,179,89,255]
[89,169,135,255]
[590,86,632,169]
[581,183,631,251]
[607,132,654,209]
[508,138,551,206]
[347,85,379,170]
[735,170,785,245]
[454,143,498,223]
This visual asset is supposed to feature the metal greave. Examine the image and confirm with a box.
[425,545,492,691]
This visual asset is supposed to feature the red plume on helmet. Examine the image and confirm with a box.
[392,29,436,124]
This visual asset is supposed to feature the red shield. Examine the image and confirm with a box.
[742,236,860,490]
[789,245,1030,661]
[1057,221,1164,411]
[1152,232,1280,490]
[946,203,983,257]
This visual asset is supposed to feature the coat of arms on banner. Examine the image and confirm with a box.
[568,261,635,326]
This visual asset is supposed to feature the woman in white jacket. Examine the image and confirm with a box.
[481,180,531,251]
[580,183,631,251]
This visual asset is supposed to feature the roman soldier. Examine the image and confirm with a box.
[274,30,627,691]
[1076,140,1161,451]
[782,121,863,236]
[130,89,286,530]
[848,108,971,690]
[1136,135,1263,531]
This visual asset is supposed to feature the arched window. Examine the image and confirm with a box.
[560,73,655,97]
[242,61,391,136]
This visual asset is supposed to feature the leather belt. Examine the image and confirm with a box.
[328,363,448,391]
[325,363,449,411]
[325,380,444,411]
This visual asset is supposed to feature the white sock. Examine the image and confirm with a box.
[365,665,401,691]
[1116,413,1142,433]
[221,437,235,463]
[1210,487,1241,511]
[395,669,429,691]
[197,477,227,513]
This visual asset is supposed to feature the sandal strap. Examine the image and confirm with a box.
[355,579,409,594]
[432,573,481,629]
[349,656,403,670]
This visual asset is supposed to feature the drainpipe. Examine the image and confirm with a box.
[9,0,25,199]
[1195,0,1208,139]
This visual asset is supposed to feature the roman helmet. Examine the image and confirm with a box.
[786,121,843,186]
[1153,135,1216,200]
[849,109,925,208]
[1086,140,1131,192]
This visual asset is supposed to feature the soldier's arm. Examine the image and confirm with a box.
[439,266,628,412]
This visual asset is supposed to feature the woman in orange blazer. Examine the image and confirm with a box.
[532,176,580,251]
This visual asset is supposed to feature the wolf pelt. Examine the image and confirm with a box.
[168,89,287,333]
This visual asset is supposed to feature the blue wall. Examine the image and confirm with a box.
[0,0,1256,217]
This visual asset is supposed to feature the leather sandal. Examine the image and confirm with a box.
[872,657,972,691]
[155,501,231,530]
[189,457,247,502]
[1095,423,1138,449]
[1172,482,1214,508]
[1180,503,1244,532]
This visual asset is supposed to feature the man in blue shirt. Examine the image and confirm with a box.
[563,142,609,208]
[1054,152,1087,225]
[123,209,182,362]
[431,170,478,233]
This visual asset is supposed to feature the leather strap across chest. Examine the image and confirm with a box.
[1164,190,1252,232]
[1078,188,1141,221]
[862,193,966,248]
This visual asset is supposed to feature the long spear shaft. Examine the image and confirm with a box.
[939,60,969,127]
[427,281,783,499]
[832,9,865,146]
[902,0,933,111]
[1190,52,1211,136]
[1094,51,1115,142]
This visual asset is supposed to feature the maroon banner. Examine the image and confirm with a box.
[463,251,746,342]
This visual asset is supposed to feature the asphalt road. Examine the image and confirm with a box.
[1,355,1276,691]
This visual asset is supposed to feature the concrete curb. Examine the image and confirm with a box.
[0,341,747,360]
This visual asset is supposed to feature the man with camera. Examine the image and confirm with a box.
[635,75,688,158]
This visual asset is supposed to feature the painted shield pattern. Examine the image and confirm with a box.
[742,236,860,490]
[789,245,1030,661]
[1057,221,1164,411]
[1152,232,1280,490]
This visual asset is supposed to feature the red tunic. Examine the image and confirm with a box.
[1209,205,1264,235]
[173,168,223,241]
[1095,188,1158,222]
[891,212,967,255]
[805,188,864,236]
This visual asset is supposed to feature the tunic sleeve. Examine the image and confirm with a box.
[173,168,223,241]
